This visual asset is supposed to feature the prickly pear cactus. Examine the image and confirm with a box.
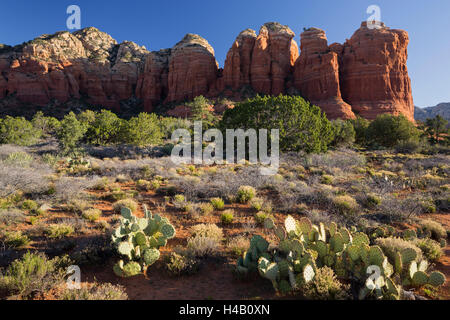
[112,206,176,277]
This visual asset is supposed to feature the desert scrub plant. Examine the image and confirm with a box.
[45,223,75,239]
[414,238,443,262]
[111,206,176,277]
[4,151,33,167]
[364,193,381,209]
[227,236,250,256]
[374,237,423,263]
[199,203,214,216]
[186,235,221,258]
[112,199,138,214]
[0,252,70,299]
[58,282,128,300]
[0,209,26,225]
[190,224,223,242]
[21,199,38,211]
[320,174,334,185]
[3,231,30,248]
[82,208,101,222]
[173,194,186,209]
[332,195,358,216]
[67,199,91,214]
[210,197,225,210]
[221,210,234,224]
[254,211,272,225]
[236,186,256,203]
[418,219,446,240]
[302,267,350,300]
[249,197,264,211]
[165,252,200,276]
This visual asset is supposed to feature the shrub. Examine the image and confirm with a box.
[254,211,271,225]
[221,210,234,224]
[165,252,200,276]
[220,95,334,153]
[173,194,186,209]
[414,238,442,262]
[366,114,420,148]
[303,267,350,300]
[85,110,123,145]
[136,179,151,191]
[348,116,370,146]
[418,219,446,240]
[227,236,250,256]
[375,237,422,263]
[21,199,38,211]
[31,111,60,136]
[320,174,334,185]
[210,197,225,210]
[365,193,381,209]
[190,224,223,242]
[187,95,215,128]
[57,112,86,153]
[82,208,101,222]
[58,282,128,300]
[332,195,358,216]
[122,113,163,146]
[249,197,264,211]
[46,224,75,239]
[186,236,220,258]
[4,231,30,248]
[4,152,33,167]
[0,116,41,146]
[330,119,355,147]
[237,185,256,203]
[199,203,214,216]
[112,199,138,213]
[0,252,70,299]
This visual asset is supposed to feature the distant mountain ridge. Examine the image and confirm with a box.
[415,103,450,122]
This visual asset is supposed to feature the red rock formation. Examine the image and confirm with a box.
[166,34,219,103]
[293,28,355,119]
[339,22,414,121]
[0,27,147,110]
[250,22,299,95]
[136,49,171,112]
[0,21,415,122]
[222,29,257,90]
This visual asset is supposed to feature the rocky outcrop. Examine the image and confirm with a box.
[293,28,355,119]
[0,27,148,110]
[222,29,257,90]
[137,34,219,111]
[338,22,414,121]
[249,22,299,95]
[166,34,219,102]
[136,49,171,112]
[0,21,415,121]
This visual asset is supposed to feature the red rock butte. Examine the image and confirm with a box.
[0,21,415,121]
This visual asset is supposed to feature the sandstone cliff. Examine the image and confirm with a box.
[293,28,355,119]
[338,22,414,121]
[0,21,415,121]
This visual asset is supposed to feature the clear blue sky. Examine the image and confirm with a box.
[1,0,449,107]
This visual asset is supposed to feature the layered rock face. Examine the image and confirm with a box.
[222,29,257,90]
[338,22,414,121]
[249,23,299,95]
[293,28,355,119]
[0,27,148,110]
[0,21,415,121]
[137,34,219,111]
